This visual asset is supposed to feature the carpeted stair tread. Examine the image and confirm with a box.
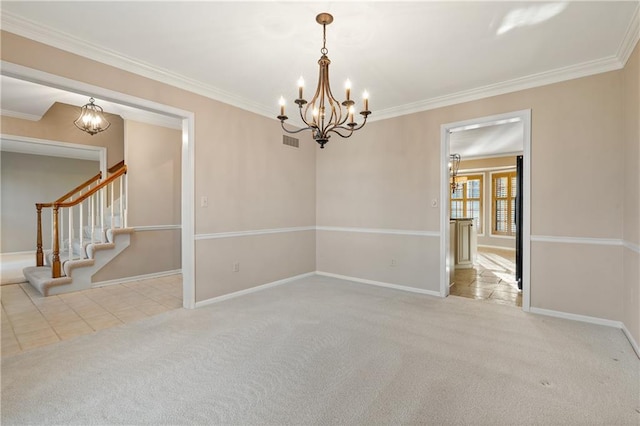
[22,266,72,296]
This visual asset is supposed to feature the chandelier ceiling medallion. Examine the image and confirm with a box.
[277,13,371,149]
[74,97,111,136]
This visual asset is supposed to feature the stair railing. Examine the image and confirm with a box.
[35,165,128,278]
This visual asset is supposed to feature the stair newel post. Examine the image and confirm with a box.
[36,204,44,267]
[68,204,73,263]
[52,205,62,278]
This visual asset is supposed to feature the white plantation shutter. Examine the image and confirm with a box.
[492,171,517,236]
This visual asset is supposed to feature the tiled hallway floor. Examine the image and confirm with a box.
[1,274,182,357]
[450,247,522,307]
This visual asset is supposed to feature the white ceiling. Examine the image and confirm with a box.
[450,120,524,159]
[0,1,638,156]
[0,75,182,129]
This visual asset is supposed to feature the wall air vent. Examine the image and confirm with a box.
[283,135,299,148]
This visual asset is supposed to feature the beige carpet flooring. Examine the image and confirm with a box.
[1,275,638,425]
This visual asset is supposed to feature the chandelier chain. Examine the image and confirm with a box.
[321,23,328,55]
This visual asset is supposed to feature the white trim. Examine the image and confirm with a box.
[530,307,623,328]
[0,61,196,311]
[459,165,516,173]
[0,12,273,121]
[623,240,640,254]
[441,109,531,311]
[531,235,624,247]
[374,57,624,122]
[194,272,315,308]
[459,152,523,161]
[132,225,181,232]
[316,226,439,237]
[621,323,640,359]
[316,271,441,298]
[0,250,35,256]
[530,308,640,358]
[3,8,638,125]
[618,2,640,67]
[0,109,41,121]
[195,226,315,240]
[1,133,107,176]
[477,244,516,252]
[91,269,181,288]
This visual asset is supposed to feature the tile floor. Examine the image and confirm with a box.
[450,247,522,307]
[1,274,182,357]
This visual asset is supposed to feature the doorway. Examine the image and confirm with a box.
[439,110,531,311]
[0,62,196,309]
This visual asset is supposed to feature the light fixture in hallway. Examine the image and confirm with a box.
[449,153,464,193]
[277,13,371,149]
[74,97,111,135]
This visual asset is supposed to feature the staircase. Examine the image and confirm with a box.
[23,162,134,296]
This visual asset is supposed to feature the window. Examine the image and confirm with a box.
[492,171,517,236]
[450,174,483,234]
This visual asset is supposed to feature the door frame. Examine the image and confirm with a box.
[1,61,197,309]
[439,109,531,311]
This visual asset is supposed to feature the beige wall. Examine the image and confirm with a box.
[2,30,637,341]
[317,62,627,318]
[622,42,640,345]
[0,31,317,301]
[93,120,182,282]
[0,152,99,252]
[1,102,124,167]
[458,156,517,249]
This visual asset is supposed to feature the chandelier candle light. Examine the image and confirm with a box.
[277,13,371,149]
[74,97,111,136]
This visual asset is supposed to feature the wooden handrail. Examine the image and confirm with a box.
[55,172,102,203]
[108,160,125,174]
[34,163,128,278]
[56,165,127,208]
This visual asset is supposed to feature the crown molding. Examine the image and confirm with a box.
[618,1,640,67]
[372,54,623,122]
[0,108,41,121]
[2,8,637,123]
[0,11,274,120]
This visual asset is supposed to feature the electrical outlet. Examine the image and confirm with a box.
[390,259,397,267]
[431,198,438,208]
[233,262,240,272]
[200,196,208,208]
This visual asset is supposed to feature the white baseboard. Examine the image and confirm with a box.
[194,272,316,308]
[316,271,442,298]
[530,307,639,359]
[91,269,182,288]
[621,323,640,359]
[477,244,515,252]
[1,251,36,256]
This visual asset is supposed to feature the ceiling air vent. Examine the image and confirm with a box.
[283,135,299,148]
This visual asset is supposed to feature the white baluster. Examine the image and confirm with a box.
[68,206,73,263]
[90,194,95,245]
[119,176,123,229]
[110,181,114,229]
[100,186,105,243]
[123,173,128,228]
[79,202,84,259]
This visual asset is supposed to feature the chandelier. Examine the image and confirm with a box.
[74,97,111,136]
[449,153,461,194]
[277,13,371,149]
